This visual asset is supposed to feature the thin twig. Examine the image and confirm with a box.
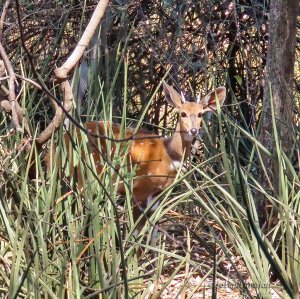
[0,0,11,40]
[15,0,110,145]
[0,42,21,130]
[0,59,5,77]
[55,0,109,77]
[15,74,42,89]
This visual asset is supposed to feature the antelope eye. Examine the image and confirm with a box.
[197,112,202,118]
[181,112,187,118]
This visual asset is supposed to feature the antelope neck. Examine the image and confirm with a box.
[164,122,193,162]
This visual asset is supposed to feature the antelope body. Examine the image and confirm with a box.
[45,83,226,232]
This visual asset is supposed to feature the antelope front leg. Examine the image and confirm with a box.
[132,193,160,244]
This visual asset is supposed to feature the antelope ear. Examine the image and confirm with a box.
[163,82,185,108]
[202,86,226,113]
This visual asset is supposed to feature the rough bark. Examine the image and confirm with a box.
[258,0,299,223]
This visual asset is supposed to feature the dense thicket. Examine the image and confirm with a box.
[0,1,299,298]
[4,0,298,132]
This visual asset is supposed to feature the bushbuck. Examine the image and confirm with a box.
[45,82,226,238]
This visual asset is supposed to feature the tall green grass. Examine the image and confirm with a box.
[1,57,299,298]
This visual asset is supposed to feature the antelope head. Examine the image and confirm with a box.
[163,82,226,139]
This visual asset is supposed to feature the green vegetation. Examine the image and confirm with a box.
[0,1,299,298]
[1,67,299,297]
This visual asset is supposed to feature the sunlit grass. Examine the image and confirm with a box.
[1,58,299,299]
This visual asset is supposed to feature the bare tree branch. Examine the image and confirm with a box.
[0,0,10,40]
[0,59,5,77]
[0,76,27,133]
[54,0,109,78]
[37,79,73,144]
[0,57,32,136]
[15,74,42,90]
[37,0,109,145]
[0,96,12,113]
[0,42,21,131]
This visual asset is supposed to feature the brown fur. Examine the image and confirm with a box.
[45,84,226,233]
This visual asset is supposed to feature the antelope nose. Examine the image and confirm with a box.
[190,128,198,136]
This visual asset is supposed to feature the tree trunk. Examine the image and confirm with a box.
[258,0,299,224]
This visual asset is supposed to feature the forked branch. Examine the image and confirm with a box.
[36,0,109,145]
[0,43,24,132]
[0,0,32,135]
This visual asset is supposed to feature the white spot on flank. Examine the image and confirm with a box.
[140,142,144,145]
[170,160,181,171]
[148,172,152,175]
